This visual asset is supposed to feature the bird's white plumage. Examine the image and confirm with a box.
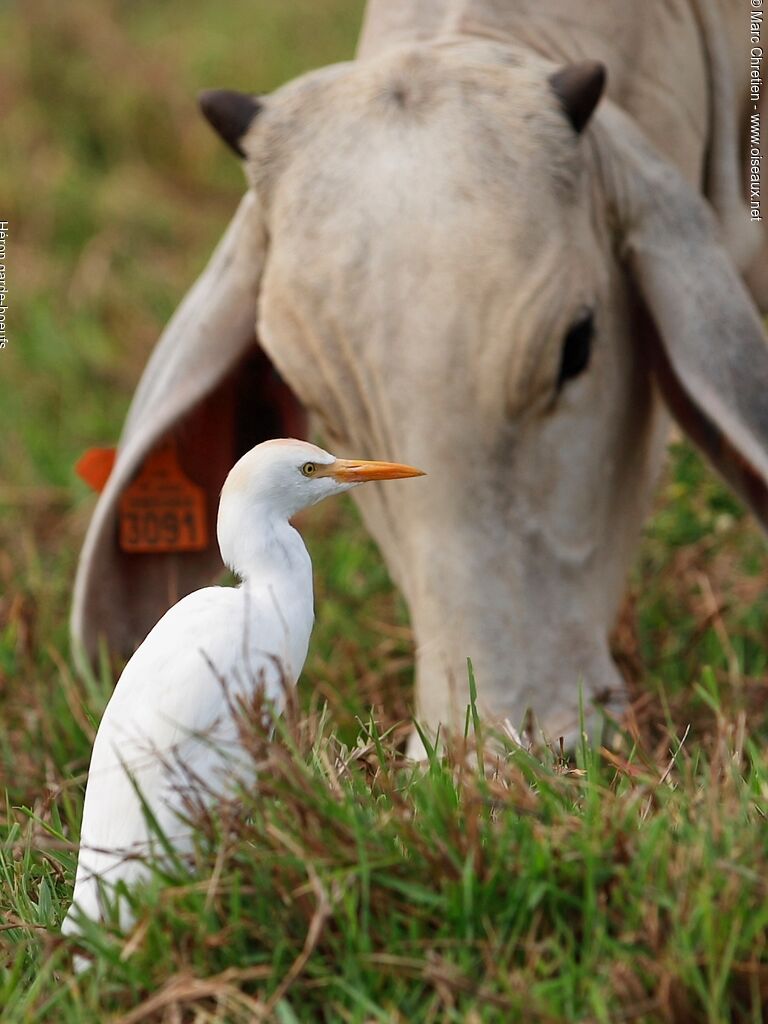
[64,578,310,931]
[62,438,424,943]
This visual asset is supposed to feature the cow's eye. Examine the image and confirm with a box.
[557,311,594,389]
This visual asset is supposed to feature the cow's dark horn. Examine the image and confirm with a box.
[198,89,261,158]
[548,61,606,134]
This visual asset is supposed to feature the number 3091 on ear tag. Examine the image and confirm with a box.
[118,442,208,553]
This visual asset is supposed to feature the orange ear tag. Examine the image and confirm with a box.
[117,441,209,554]
[75,447,117,493]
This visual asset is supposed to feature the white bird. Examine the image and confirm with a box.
[62,438,423,945]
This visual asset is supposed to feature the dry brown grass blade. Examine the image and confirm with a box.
[260,825,333,1018]
[640,724,691,822]
[114,966,273,1024]
[362,953,519,1012]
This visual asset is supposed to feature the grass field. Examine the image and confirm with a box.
[1,2,767,1020]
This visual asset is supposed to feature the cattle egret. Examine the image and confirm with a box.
[63,438,424,948]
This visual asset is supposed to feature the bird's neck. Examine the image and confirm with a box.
[223,508,315,685]
[221,504,313,600]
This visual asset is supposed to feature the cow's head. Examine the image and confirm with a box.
[72,41,768,747]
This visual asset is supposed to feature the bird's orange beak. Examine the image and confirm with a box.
[328,458,426,483]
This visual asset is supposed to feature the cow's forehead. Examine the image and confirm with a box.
[267,39,543,106]
[249,41,580,211]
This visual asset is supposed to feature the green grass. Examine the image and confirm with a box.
[2,700,768,1022]
[1,1,768,1020]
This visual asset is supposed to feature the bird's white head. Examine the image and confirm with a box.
[217,438,424,576]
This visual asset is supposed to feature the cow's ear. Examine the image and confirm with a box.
[548,61,606,134]
[604,107,768,529]
[71,191,306,668]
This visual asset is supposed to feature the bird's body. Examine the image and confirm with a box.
[63,439,422,943]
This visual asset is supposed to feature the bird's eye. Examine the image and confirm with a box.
[557,310,594,390]
[300,462,317,477]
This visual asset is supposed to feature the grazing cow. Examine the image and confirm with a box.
[72,0,768,750]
